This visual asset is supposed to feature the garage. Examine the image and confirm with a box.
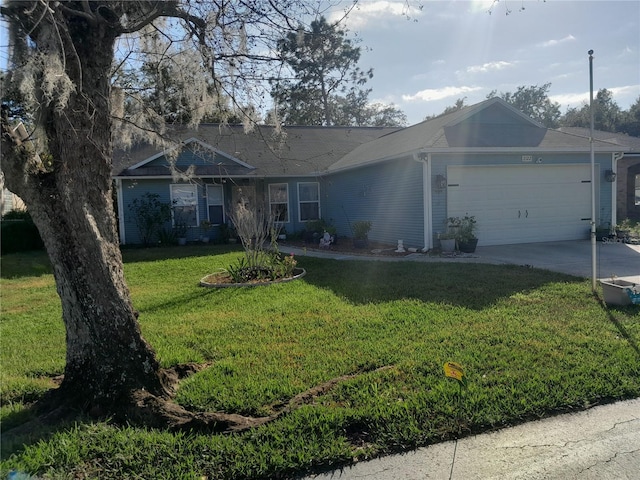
[447,164,594,246]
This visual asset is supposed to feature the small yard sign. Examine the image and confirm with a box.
[444,362,465,382]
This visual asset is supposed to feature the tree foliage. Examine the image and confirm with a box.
[487,83,561,128]
[562,88,623,132]
[271,16,405,127]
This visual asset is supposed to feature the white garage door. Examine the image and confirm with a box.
[447,164,593,246]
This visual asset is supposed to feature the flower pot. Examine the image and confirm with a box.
[599,278,639,306]
[458,238,478,253]
[440,238,456,252]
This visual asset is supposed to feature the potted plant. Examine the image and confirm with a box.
[452,215,478,253]
[174,221,188,245]
[352,220,372,248]
[200,219,212,243]
[438,231,457,252]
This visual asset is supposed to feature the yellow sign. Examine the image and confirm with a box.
[444,362,465,382]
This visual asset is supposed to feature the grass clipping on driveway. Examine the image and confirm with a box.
[1,246,639,479]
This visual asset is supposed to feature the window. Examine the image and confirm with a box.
[635,174,640,206]
[206,184,225,225]
[170,184,197,227]
[298,182,320,222]
[269,183,289,222]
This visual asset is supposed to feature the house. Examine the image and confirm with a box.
[114,98,630,248]
[113,125,398,245]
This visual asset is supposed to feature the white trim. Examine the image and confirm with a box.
[611,152,624,229]
[116,178,126,245]
[412,153,433,251]
[268,182,290,223]
[127,138,256,171]
[297,181,320,222]
[424,154,433,250]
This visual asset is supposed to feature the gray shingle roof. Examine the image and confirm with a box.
[113,124,398,177]
[328,98,628,172]
[557,127,640,151]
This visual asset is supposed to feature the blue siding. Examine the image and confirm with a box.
[325,158,425,248]
[120,176,325,245]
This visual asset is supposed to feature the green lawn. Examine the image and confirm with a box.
[1,245,639,479]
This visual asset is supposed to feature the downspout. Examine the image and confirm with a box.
[611,152,624,230]
[413,152,433,251]
[115,178,126,245]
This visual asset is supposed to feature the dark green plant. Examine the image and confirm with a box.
[352,220,372,240]
[449,215,477,243]
[448,215,477,243]
[1,216,44,254]
[217,223,231,244]
[2,209,31,220]
[128,193,171,246]
[157,227,178,246]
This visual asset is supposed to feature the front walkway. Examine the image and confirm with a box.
[280,240,640,280]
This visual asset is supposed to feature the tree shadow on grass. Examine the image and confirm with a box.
[599,297,640,360]
[0,244,244,280]
[298,257,584,310]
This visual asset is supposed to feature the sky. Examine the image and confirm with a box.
[326,0,640,125]
[1,1,638,128]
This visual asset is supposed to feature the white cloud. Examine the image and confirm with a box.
[328,1,424,30]
[538,35,576,48]
[551,84,640,109]
[466,61,514,74]
[403,86,483,102]
[550,92,588,108]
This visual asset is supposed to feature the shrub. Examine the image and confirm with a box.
[1,211,44,254]
[128,193,171,246]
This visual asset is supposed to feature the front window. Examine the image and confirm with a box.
[635,174,640,206]
[298,182,320,222]
[269,183,289,222]
[170,184,197,227]
[206,184,225,225]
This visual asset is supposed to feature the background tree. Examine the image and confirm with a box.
[271,16,405,127]
[0,0,333,429]
[487,83,561,128]
[619,96,640,137]
[560,88,624,133]
[424,97,467,121]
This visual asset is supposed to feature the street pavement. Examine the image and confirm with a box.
[285,239,640,480]
[300,398,640,480]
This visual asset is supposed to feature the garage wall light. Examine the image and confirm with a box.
[434,174,447,190]
[604,169,616,182]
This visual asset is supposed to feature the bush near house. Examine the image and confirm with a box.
[1,211,44,254]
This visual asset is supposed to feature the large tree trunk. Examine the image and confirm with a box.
[1,8,168,411]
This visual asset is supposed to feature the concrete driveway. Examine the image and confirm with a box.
[282,239,640,281]
[472,239,640,280]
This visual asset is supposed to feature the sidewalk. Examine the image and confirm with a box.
[301,398,640,480]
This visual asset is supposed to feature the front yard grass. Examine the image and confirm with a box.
[1,245,639,479]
